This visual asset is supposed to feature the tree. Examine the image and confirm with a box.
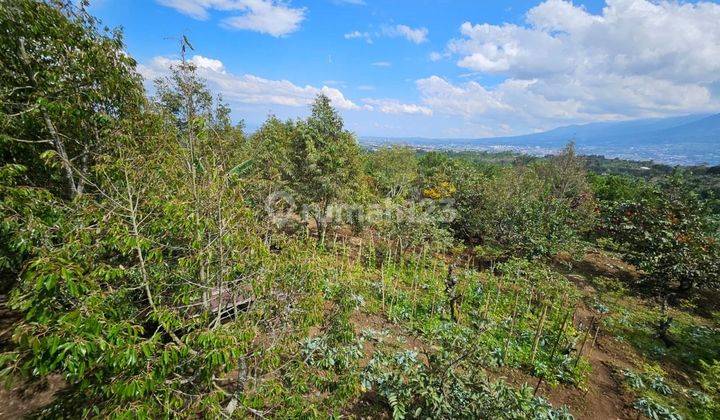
[603,173,720,299]
[534,142,592,202]
[0,0,145,199]
[365,145,418,198]
[0,43,312,417]
[245,116,296,205]
[289,95,361,244]
[450,150,595,259]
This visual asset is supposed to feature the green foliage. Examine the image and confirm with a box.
[633,397,683,420]
[0,0,145,198]
[589,173,654,204]
[699,359,720,395]
[365,145,419,198]
[370,198,454,254]
[289,95,363,242]
[362,348,574,419]
[0,164,64,291]
[431,144,597,259]
[623,368,673,395]
[2,3,719,419]
[601,173,720,297]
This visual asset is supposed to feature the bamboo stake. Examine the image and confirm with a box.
[534,309,572,396]
[503,292,521,364]
[549,310,572,361]
[525,286,536,317]
[592,314,604,348]
[492,276,505,317]
[481,281,492,319]
[381,262,386,311]
[530,304,548,364]
[573,316,595,370]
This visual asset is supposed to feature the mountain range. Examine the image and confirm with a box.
[361,113,720,166]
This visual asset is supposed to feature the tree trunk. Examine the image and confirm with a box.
[19,38,78,199]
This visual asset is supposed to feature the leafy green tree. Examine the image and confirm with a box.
[245,116,296,204]
[371,198,454,254]
[446,144,596,259]
[365,145,418,198]
[589,173,654,204]
[1,65,315,416]
[603,174,720,299]
[0,0,144,199]
[289,94,362,244]
[534,142,592,202]
[0,164,64,292]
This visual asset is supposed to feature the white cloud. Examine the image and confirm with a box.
[189,55,226,73]
[141,55,361,110]
[414,0,720,135]
[382,24,429,44]
[344,30,373,43]
[157,0,305,36]
[357,85,375,91]
[347,24,429,44]
[363,99,433,116]
[371,61,391,67]
[438,0,720,126]
[429,52,443,62]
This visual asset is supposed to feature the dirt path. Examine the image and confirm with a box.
[536,274,639,420]
[538,318,637,419]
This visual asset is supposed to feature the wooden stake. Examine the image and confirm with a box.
[503,292,521,364]
[381,260,386,311]
[481,281,492,319]
[592,314,604,348]
[549,310,572,362]
[534,309,572,396]
[530,304,548,364]
[573,316,595,370]
[525,286,536,317]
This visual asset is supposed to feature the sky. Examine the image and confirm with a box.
[89,0,720,138]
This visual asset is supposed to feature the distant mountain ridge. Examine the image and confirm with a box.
[361,113,720,165]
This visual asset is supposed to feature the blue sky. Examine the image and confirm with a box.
[90,0,720,138]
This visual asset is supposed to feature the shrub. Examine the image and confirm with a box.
[362,348,574,419]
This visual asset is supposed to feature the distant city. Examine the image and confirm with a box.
[361,113,720,166]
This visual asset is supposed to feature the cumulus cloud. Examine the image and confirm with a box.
[157,0,305,36]
[140,55,361,110]
[424,0,720,133]
[363,99,433,116]
[371,61,392,67]
[382,24,429,44]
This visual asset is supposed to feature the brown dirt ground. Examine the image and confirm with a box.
[0,375,65,420]
[0,295,65,419]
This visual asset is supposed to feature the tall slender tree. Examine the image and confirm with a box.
[289,94,361,244]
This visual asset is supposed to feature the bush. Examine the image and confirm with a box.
[362,348,574,419]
